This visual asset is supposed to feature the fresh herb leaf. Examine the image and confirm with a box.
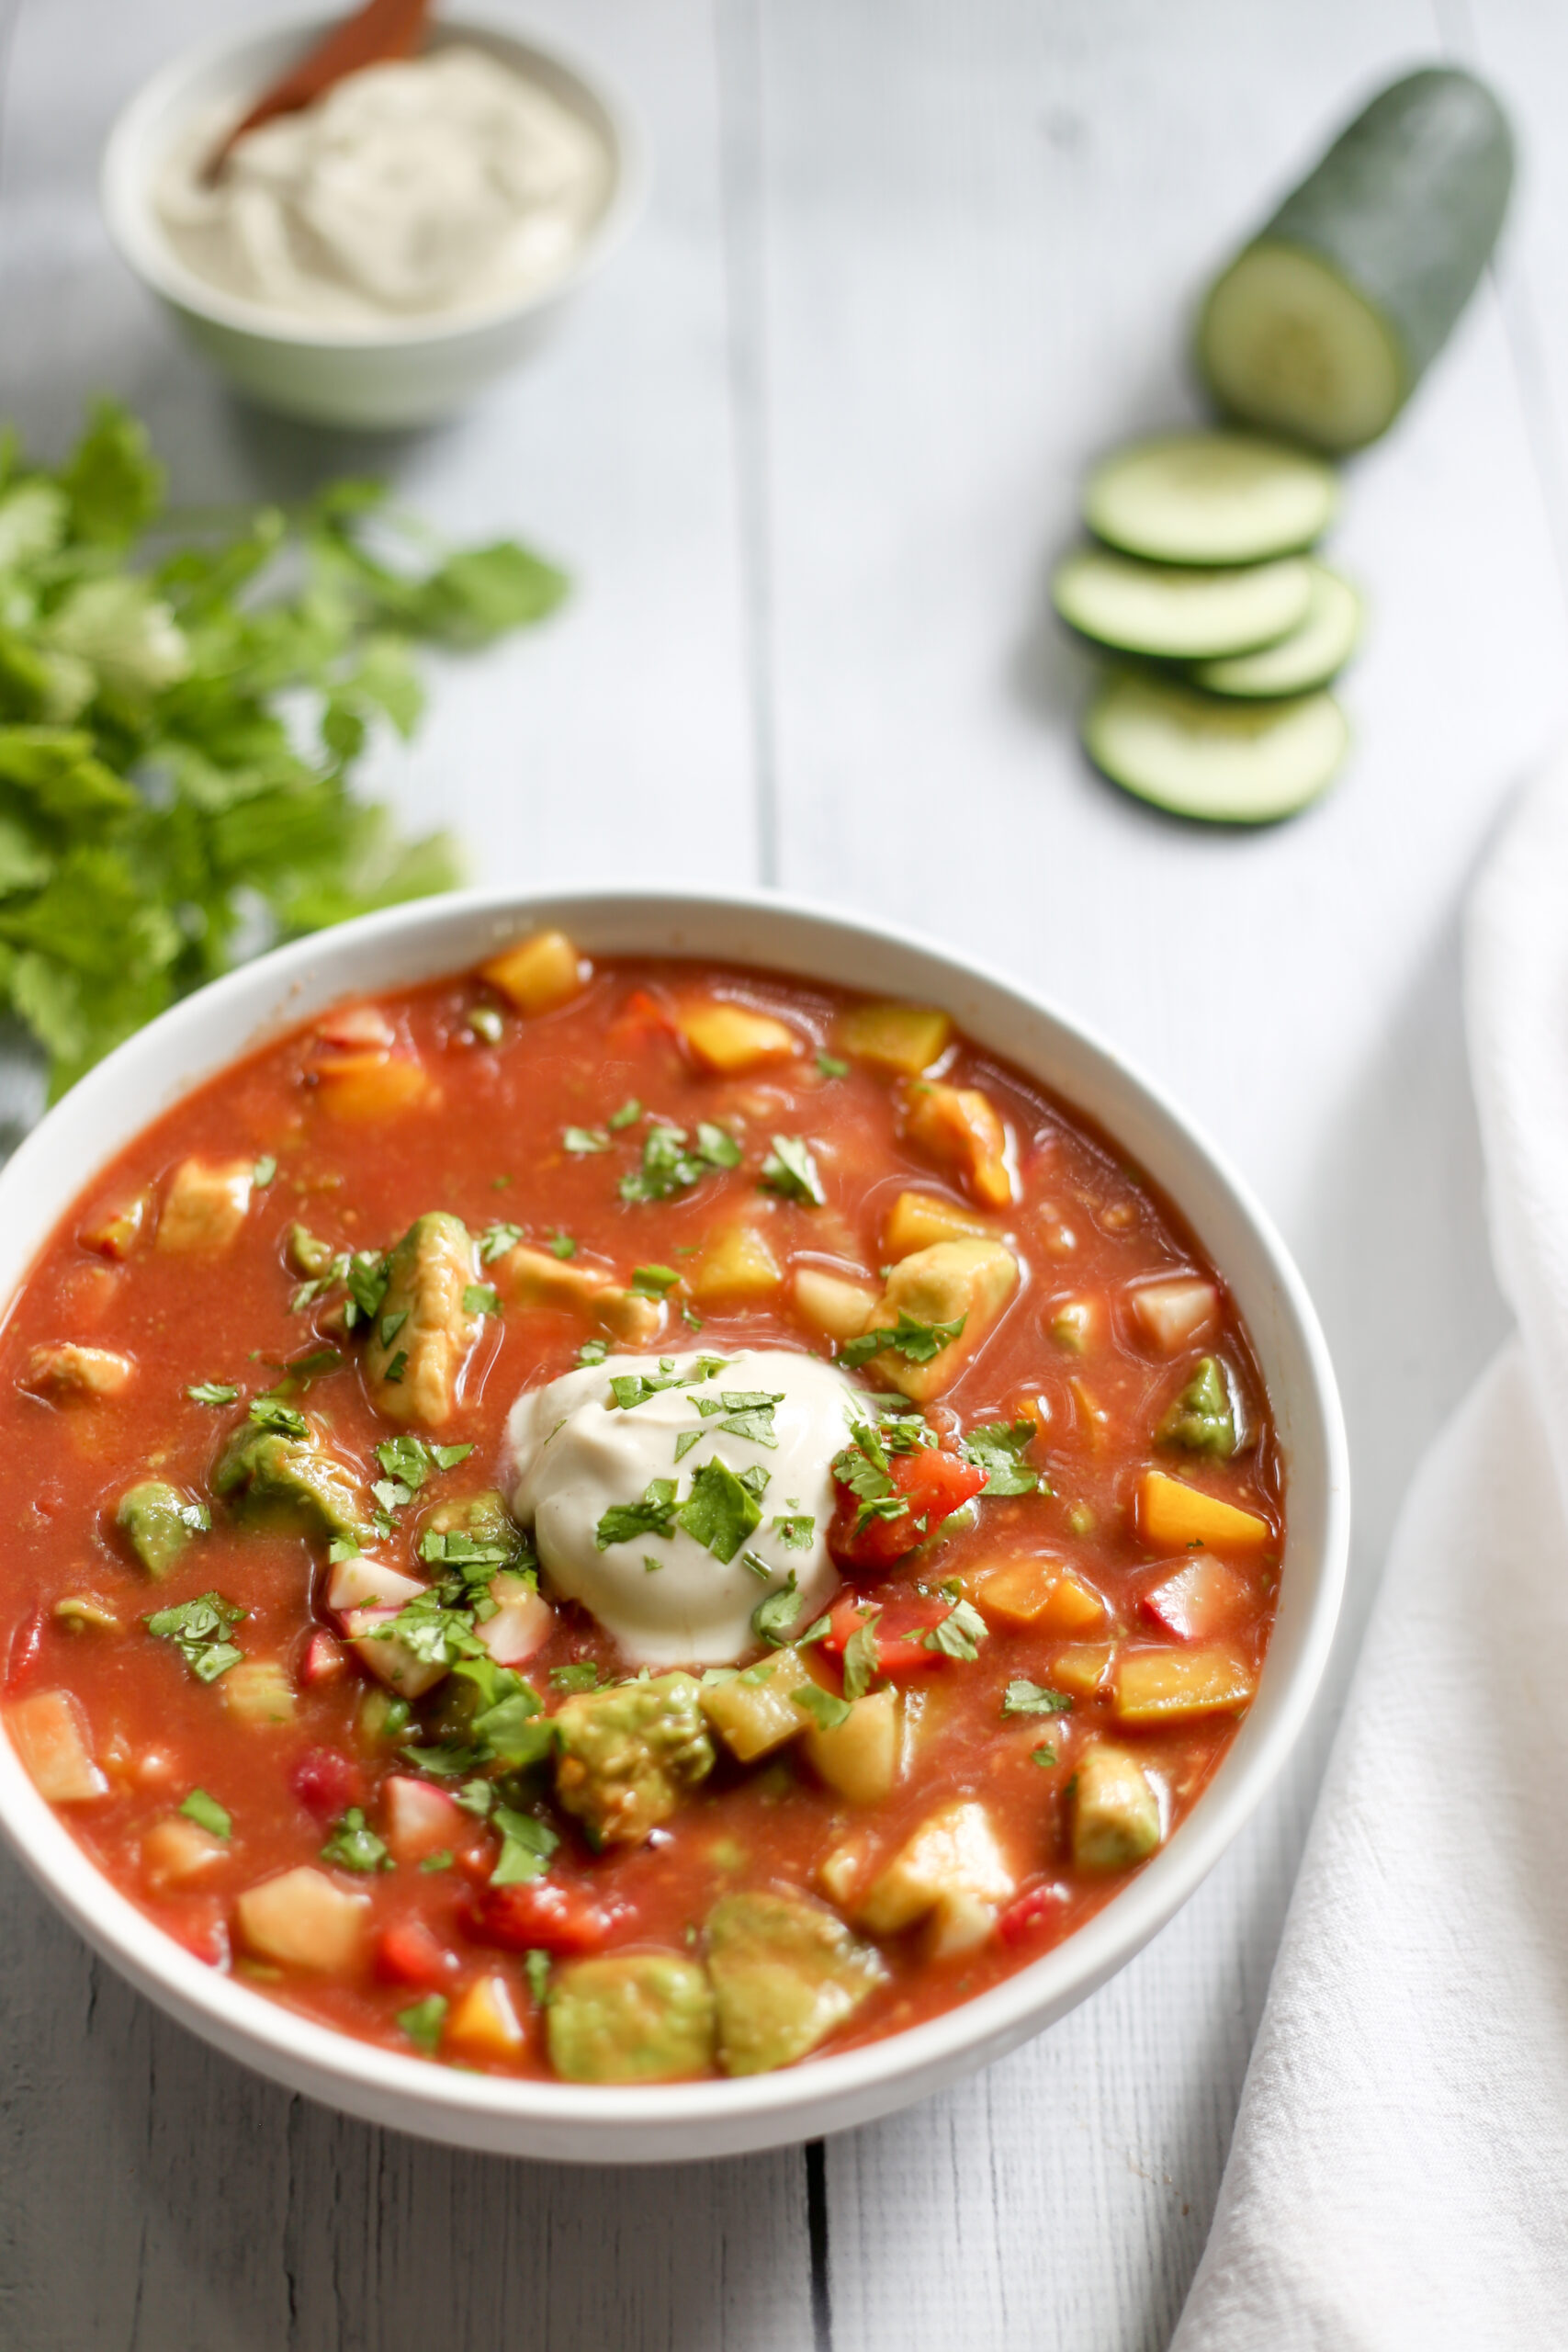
[253,1155,277,1187]
[677,1459,763,1563]
[673,1429,702,1463]
[760,1134,826,1206]
[321,1808,392,1872]
[643,1555,663,1574]
[841,1610,882,1702]
[145,1589,245,1682]
[179,1788,231,1838]
[186,1380,238,1407]
[816,1052,849,1080]
[378,1308,409,1348]
[630,1264,679,1300]
[620,1121,739,1204]
[547,1230,576,1260]
[964,1419,1043,1498]
[491,1804,559,1887]
[577,1338,609,1367]
[1000,1679,1074,1717]
[430,1442,474,1472]
[694,1122,741,1169]
[345,1253,389,1325]
[751,1571,801,1646]
[797,1612,832,1645]
[563,1125,610,1155]
[790,1682,852,1732]
[549,1661,601,1692]
[840,1308,966,1369]
[397,1993,447,2052]
[607,1097,642,1129]
[1031,1746,1057,1768]
[922,1597,988,1661]
[524,1949,551,2006]
[596,1478,679,1549]
[462,1283,500,1317]
[772,1510,815,1550]
[375,1434,433,1492]
[478,1220,522,1265]
[383,1350,408,1384]
[418,1849,455,1871]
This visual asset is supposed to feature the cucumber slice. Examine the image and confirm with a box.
[1053,548,1313,662]
[1199,68,1513,451]
[1083,670,1348,824]
[1084,433,1337,565]
[1190,563,1361,697]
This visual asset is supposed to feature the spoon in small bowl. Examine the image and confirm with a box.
[205,0,432,180]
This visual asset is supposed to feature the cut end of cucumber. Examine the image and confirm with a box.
[1083,669,1348,824]
[1198,243,1406,453]
[1084,431,1337,565]
[1191,562,1362,697]
[1052,547,1314,662]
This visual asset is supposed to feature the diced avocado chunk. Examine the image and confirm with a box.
[1156,1357,1236,1457]
[547,1952,716,2083]
[424,1487,526,1567]
[553,1673,714,1847]
[288,1224,337,1279]
[707,1889,886,2075]
[115,1481,209,1579]
[365,1211,479,1430]
[1070,1743,1163,1871]
[213,1424,366,1545]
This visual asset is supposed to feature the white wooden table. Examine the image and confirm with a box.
[1,2,1564,2344]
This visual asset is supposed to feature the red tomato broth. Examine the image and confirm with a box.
[0,954,1284,2076]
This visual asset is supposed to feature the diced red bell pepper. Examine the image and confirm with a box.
[828,1444,986,1572]
[290,1747,365,1826]
[5,1602,45,1692]
[998,1882,1067,1947]
[375,1921,459,1991]
[820,1589,954,1675]
[607,987,679,1048]
[474,1878,623,1956]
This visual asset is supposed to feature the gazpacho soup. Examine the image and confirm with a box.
[0,935,1283,2086]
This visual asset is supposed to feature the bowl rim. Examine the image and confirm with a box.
[0,881,1349,2154]
[99,5,650,351]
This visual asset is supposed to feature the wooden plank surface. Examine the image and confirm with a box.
[0,0,1562,2344]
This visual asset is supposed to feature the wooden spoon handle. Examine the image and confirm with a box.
[208,0,433,177]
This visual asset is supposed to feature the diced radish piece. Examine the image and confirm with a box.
[236,1865,369,1971]
[6,1689,107,1801]
[290,1747,365,1825]
[474,1576,552,1667]
[474,1879,623,1955]
[301,1631,347,1687]
[375,1920,458,1990]
[1129,1277,1220,1354]
[998,1881,1069,1946]
[327,1556,425,1614]
[382,1774,464,1863]
[344,1608,451,1699]
[1139,1554,1254,1643]
[313,1003,395,1054]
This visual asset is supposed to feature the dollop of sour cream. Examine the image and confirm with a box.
[506,1350,858,1668]
[156,47,611,326]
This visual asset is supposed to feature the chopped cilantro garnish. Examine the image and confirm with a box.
[816,1052,850,1080]
[1001,1679,1074,1717]
[620,1121,739,1204]
[752,1571,801,1646]
[682,1305,704,1332]
[695,1121,742,1168]
[397,1993,447,2052]
[179,1788,231,1838]
[607,1097,642,1129]
[922,1597,988,1661]
[491,1804,559,1887]
[144,1590,245,1683]
[430,1442,474,1472]
[547,1231,577,1260]
[772,1510,815,1549]
[840,1308,966,1369]
[186,1380,238,1407]
[378,1308,408,1349]
[321,1808,392,1873]
[577,1339,609,1366]
[673,1430,703,1462]
[345,1252,390,1325]
[524,1949,552,2006]
[563,1125,610,1154]
[1032,1746,1057,1768]
[383,1350,409,1384]
[375,1434,434,1492]
[630,1264,679,1299]
[418,1850,455,1872]
[643,1554,664,1574]
[740,1549,773,1582]
[964,1419,1043,1498]
[841,1610,881,1701]
[798,1612,832,1645]
[478,1221,522,1265]
[759,1134,826,1205]
[246,1397,310,1440]
[702,1389,784,1448]
[791,1682,852,1732]
[549,1661,601,1691]
[832,1422,909,1536]
[463,1283,500,1317]
[595,1478,679,1549]
[677,1459,763,1563]
[253,1155,277,1187]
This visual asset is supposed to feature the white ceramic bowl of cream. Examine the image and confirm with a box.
[100,12,647,428]
[0,884,1349,2163]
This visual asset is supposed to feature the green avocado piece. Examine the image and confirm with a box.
[1156,1356,1237,1457]
[547,1952,716,2083]
[212,1423,366,1544]
[553,1673,714,1847]
[424,1487,526,1567]
[115,1480,209,1579]
[364,1211,479,1430]
[707,1889,886,2076]
[1070,1743,1163,1871]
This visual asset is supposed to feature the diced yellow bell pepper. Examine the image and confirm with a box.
[1137,1468,1271,1554]
[883,1190,992,1259]
[902,1082,1015,1209]
[1048,1643,1114,1699]
[678,1001,801,1074]
[834,1001,952,1076]
[499,1243,663,1343]
[794,1266,878,1341]
[480,930,588,1016]
[861,1238,1019,1403]
[447,1972,527,2061]
[313,1053,432,1123]
[1111,1645,1257,1725]
[686,1221,784,1306]
[974,1559,1108,1634]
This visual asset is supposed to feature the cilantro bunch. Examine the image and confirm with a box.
[0,401,568,1095]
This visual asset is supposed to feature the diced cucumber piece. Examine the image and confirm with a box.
[1198,68,1513,451]
[1053,548,1312,662]
[1190,562,1361,697]
[1084,433,1337,566]
[1084,670,1348,825]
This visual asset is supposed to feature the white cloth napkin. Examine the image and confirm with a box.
[1170,766,1568,2350]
